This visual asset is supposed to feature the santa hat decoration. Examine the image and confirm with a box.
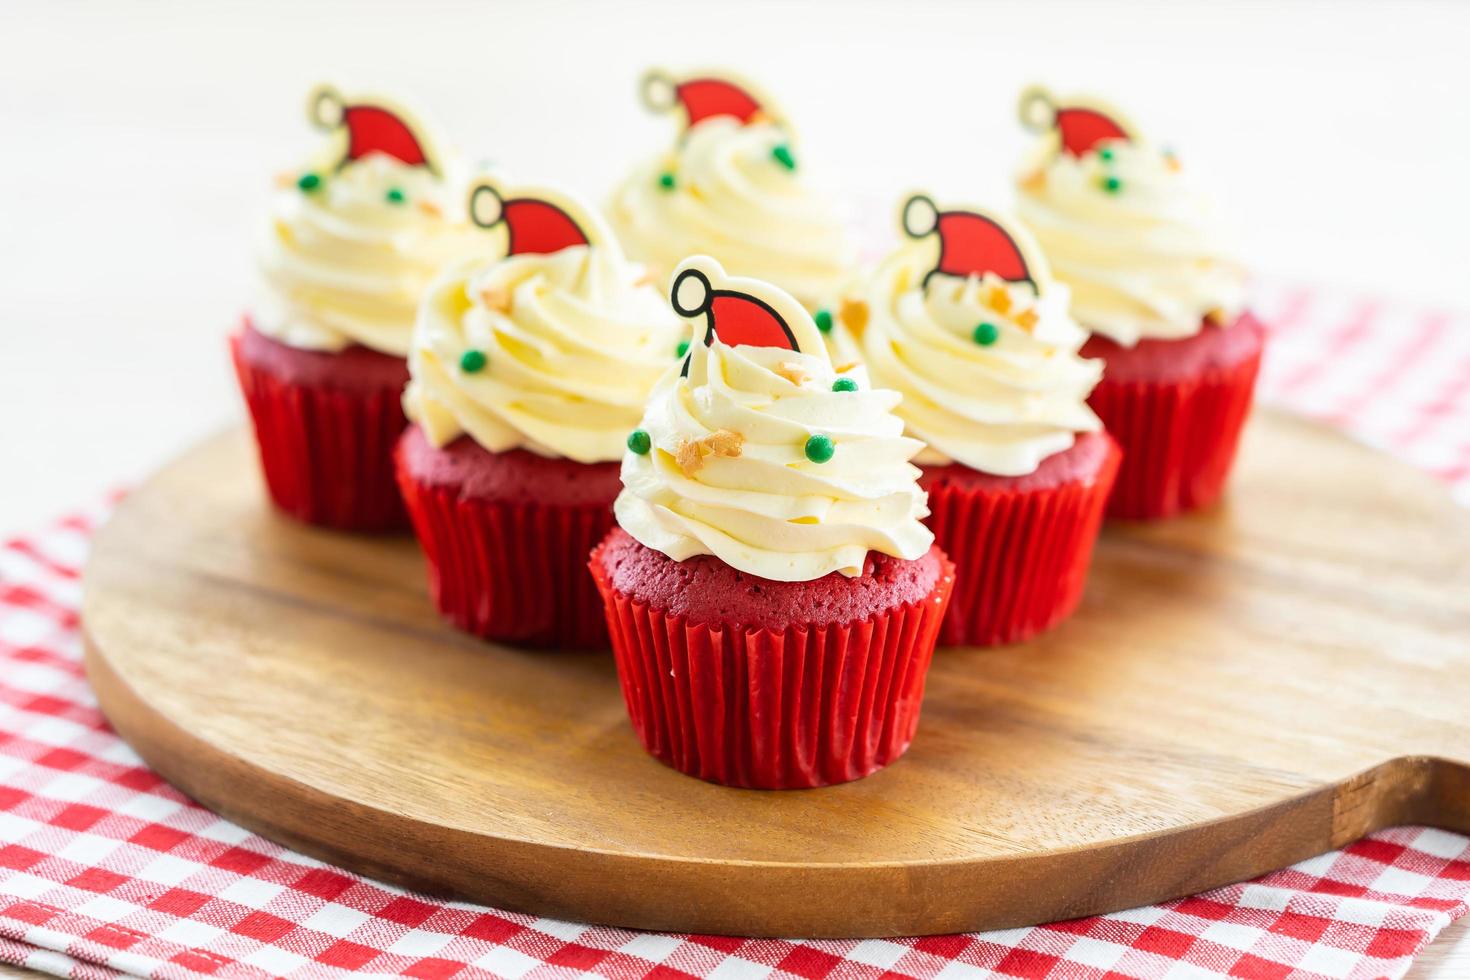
[640,69,778,131]
[1018,85,1135,158]
[671,256,827,368]
[468,181,610,257]
[902,195,1045,290]
[309,85,440,175]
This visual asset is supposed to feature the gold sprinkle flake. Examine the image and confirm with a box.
[675,440,704,474]
[1015,309,1040,332]
[417,200,443,218]
[706,429,743,456]
[273,172,295,189]
[479,287,512,312]
[1019,169,1047,192]
[839,298,869,335]
[675,429,744,475]
[775,360,810,386]
[834,360,861,374]
[635,270,658,288]
[985,284,1013,316]
[1204,307,1228,326]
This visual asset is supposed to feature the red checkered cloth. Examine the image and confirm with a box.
[2,284,1469,980]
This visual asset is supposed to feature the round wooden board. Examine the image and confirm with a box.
[82,413,1470,938]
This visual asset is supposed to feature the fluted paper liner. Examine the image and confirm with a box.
[590,543,954,789]
[1089,343,1263,520]
[230,334,408,532]
[923,437,1120,648]
[396,447,614,649]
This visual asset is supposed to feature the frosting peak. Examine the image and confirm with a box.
[609,100,857,312]
[615,258,933,582]
[253,88,484,357]
[1014,87,1246,346]
[404,183,683,464]
[862,199,1103,476]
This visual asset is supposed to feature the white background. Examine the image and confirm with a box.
[1,3,1469,971]
[3,0,1469,535]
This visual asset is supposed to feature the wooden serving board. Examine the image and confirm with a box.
[81,413,1470,938]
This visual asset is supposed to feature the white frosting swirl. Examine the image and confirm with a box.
[862,245,1103,476]
[1015,138,1246,346]
[404,244,684,463]
[609,118,857,312]
[615,296,933,582]
[255,153,485,356]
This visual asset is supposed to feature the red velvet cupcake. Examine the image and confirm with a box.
[1081,313,1265,519]
[920,431,1118,647]
[1014,86,1259,519]
[860,196,1116,647]
[396,427,620,647]
[232,322,409,531]
[597,257,949,788]
[591,531,951,789]
[238,85,481,531]
[397,180,684,648]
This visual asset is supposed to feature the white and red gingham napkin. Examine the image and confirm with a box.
[2,282,1469,980]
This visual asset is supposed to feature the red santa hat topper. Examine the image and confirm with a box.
[468,180,613,258]
[1018,85,1137,158]
[670,256,824,372]
[639,69,786,134]
[308,85,442,176]
[901,194,1051,293]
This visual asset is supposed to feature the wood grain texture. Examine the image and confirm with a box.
[80,413,1470,938]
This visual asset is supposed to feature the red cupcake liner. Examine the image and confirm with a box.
[922,436,1120,648]
[396,451,614,649]
[230,334,409,532]
[1088,333,1264,521]
[589,544,955,789]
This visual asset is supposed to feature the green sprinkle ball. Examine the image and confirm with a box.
[814,308,834,333]
[1102,175,1123,194]
[627,429,652,455]
[832,377,858,393]
[296,172,322,192]
[676,339,690,358]
[973,321,1000,346]
[771,143,797,171]
[804,433,835,463]
[385,187,406,204]
[658,171,676,190]
[1099,147,1115,162]
[459,349,487,373]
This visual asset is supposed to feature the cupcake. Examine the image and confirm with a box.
[1014,86,1263,519]
[591,256,953,789]
[608,70,862,363]
[860,196,1119,647]
[397,180,684,648]
[233,85,484,531]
